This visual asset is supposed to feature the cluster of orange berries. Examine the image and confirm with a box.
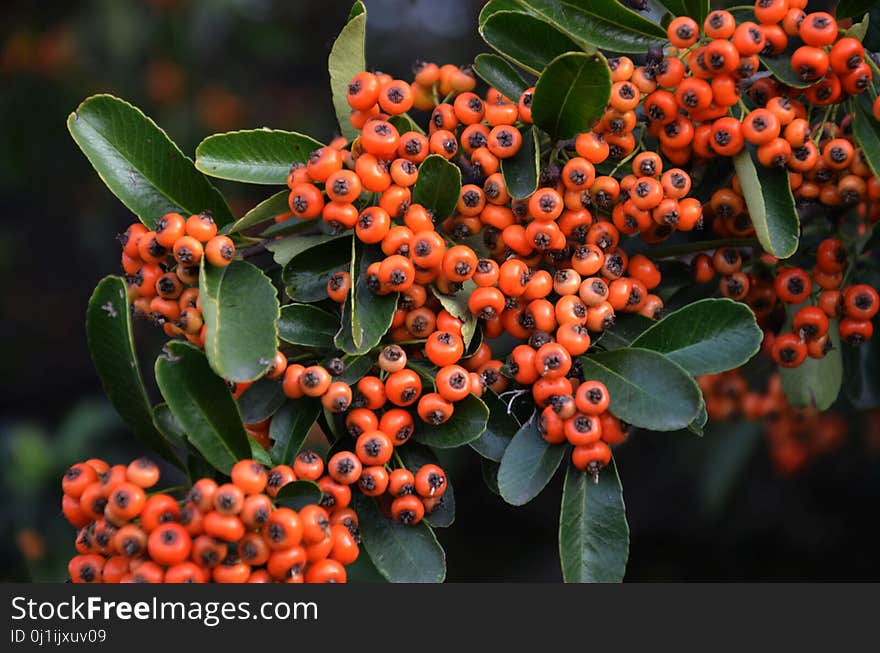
[699,371,847,476]
[62,457,358,583]
[119,211,235,344]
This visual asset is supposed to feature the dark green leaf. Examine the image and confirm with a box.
[388,113,425,136]
[687,396,708,437]
[195,130,322,185]
[760,37,815,89]
[328,4,366,142]
[473,53,530,101]
[779,319,843,410]
[345,546,388,582]
[200,259,279,383]
[514,0,666,53]
[269,398,322,465]
[227,191,291,234]
[413,154,461,220]
[700,421,762,519]
[732,146,799,258]
[274,480,323,511]
[278,304,340,348]
[631,298,762,376]
[836,1,874,20]
[324,354,374,386]
[432,281,477,348]
[282,235,353,302]
[843,335,880,409]
[559,459,628,583]
[335,242,399,354]
[86,276,181,466]
[655,0,708,22]
[152,403,187,450]
[579,348,701,431]
[348,0,365,19]
[597,314,655,351]
[470,390,520,461]
[480,11,582,76]
[249,440,273,467]
[155,342,250,475]
[482,458,502,495]
[236,378,285,424]
[844,12,870,40]
[479,0,525,28]
[353,493,446,583]
[501,126,539,199]
[852,93,880,180]
[396,443,456,528]
[68,94,232,227]
[532,52,612,140]
[497,416,566,505]
[413,393,489,449]
[269,232,349,267]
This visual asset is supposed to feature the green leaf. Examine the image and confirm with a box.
[155,342,251,475]
[432,281,478,348]
[579,348,702,431]
[597,314,655,351]
[655,0,708,22]
[326,354,374,387]
[353,493,446,583]
[413,394,489,449]
[532,52,612,140]
[482,458,502,495]
[760,37,815,89]
[470,390,520,462]
[837,1,874,20]
[269,232,349,267]
[249,440,273,467]
[397,443,456,528]
[412,154,461,220]
[335,242,399,354]
[278,304,340,348]
[513,0,666,53]
[328,3,367,142]
[86,276,181,466]
[348,0,365,19]
[559,459,628,583]
[501,126,539,200]
[497,416,566,506]
[631,298,762,376]
[199,259,279,383]
[274,480,323,511]
[480,11,582,76]
[269,398,322,465]
[68,94,232,227]
[195,130,322,185]
[479,0,526,28]
[732,147,799,258]
[236,378,285,424]
[152,403,186,450]
[852,93,880,180]
[388,113,425,136]
[473,53,530,101]
[282,235,354,302]
[845,12,870,40]
[779,319,843,410]
[227,191,291,235]
[843,335,880,409]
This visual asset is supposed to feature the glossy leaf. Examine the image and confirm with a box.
[532,52,611,140]
[325,354,374,387]
[86,276,181,466]
[473,53,529,101]
[432,281,477,348]
[335,242,399,354]
[732,147,799,258]
[479,0,525,27]
[155,342,250,475]
[269,232,349,267]
[412,154,461,220]
[497,416,566,506]
[470,390,520,462]
[852,93,880,180]
[780,319,843,410]
[597,314,655,351]
[200,259,279,383]
[236,378,285,424]
[559,459,628,583]
[281,235,354,302]
[227,191,291,234]
[328,3,366,142]
[68,95,232,227]
[760,37,814,89]
[278,304,340,348]
[274,480,323,511]
[656,0,708,22]
[388,113,424,136]
[501,126,539,200]
[397,442,455,528]
[249,440,273,467]
[152,403,186,450]
[413,393,489,449]
[480,11,582,75]
[514,0,667,53]
[631,298,762,376]
[579,348,702,431]
[269,398,322,465]
[353,493,446,583]
[195,129,322,185]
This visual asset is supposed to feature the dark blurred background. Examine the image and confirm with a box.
[1,0,878,582]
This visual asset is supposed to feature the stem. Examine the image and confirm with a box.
[393,450,406,469]
[811,105,834,145]
[648,237,760,259]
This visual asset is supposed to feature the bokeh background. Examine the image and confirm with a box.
[2,0,878,582]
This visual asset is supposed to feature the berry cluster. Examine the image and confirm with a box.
[62,457,358,583]
[120,212,235,344]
